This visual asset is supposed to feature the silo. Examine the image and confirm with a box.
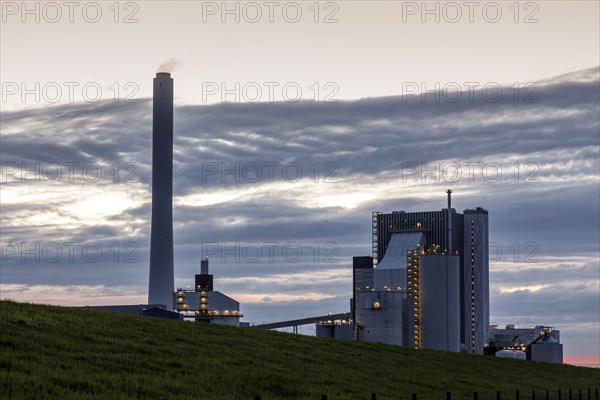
[419,254,460,352]
[530,340,563,364]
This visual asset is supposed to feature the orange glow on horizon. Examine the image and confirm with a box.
[564,354,600,368]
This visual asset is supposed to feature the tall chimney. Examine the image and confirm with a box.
[148,72,174,309]
[447,189,452,254]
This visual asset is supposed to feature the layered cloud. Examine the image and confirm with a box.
[1,67,598,362]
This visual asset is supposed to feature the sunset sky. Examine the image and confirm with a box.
[1,1,599,366]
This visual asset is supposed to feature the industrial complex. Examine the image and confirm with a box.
[94,72,563,365]
[346,193,562,363]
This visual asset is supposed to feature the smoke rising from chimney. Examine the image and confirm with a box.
[157,58,181,73]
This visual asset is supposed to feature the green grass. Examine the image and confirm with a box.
[0,301,598,400]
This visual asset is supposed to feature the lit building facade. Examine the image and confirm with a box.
[409,253,461,352]
[353,194,489,353]
[464,208,489,354]
[175,257,242,326]
[487,324,563,364]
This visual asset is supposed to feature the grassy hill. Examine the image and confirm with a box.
[0,301,598,400]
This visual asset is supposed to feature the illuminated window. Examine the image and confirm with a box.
[373,301,381,309]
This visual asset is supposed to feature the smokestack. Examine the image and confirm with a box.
[200,257,209,275]
[148,72,174,309]
[447,189,452,254]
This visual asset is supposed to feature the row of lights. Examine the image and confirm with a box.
[320,319,351,325]
[191,309,242,315]
[470,221,476,352]
[408,247,421,349]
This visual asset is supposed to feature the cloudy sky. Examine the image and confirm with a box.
[1,1,599,366]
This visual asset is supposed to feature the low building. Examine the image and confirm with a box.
[486,324,563,363]
[174,257,242,326]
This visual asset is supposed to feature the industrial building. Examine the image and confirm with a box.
[174,257,242,326]
[464,208,489,354]
[353,191,489,353]
[486,324,563,364]
[348,192,564,362]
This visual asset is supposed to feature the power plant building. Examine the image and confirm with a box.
[464,208,490,354]
[175,258,242,326]
[487,324,563,364]
[354,192,490,354]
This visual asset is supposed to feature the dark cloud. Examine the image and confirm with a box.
[1,67,598,358]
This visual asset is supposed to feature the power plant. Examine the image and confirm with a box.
[92,73,562,363]
[343,192,561,363]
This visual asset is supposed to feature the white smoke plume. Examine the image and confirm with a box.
[157,58,181,73]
